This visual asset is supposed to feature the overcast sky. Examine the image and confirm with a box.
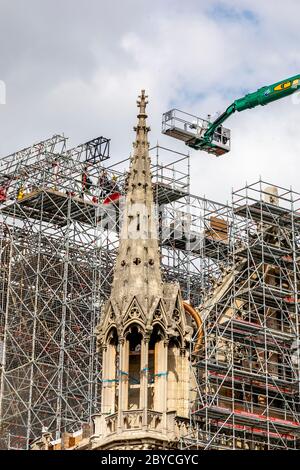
[0,0,300,203]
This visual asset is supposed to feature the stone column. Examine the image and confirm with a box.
[140,336,149,429]
[162,340,169,430]
[101,346,109,414]
[167,344,178,412]
[154,339,168,428]
[265,269,279,378]
[107,342,117,413]
[180,348,190,418]
[117,338,129,432]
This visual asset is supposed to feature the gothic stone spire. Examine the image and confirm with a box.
[110,90,162,315]
[93,92,193,450]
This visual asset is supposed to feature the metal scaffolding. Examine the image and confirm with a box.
[0,133,227,449]
[2,131,298,451]
[0,134,111,449]
[184,180,300,450]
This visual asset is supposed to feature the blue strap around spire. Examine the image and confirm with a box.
[101,378,119,383]
[154,371,168,377]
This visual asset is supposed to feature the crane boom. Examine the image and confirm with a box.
[201,74,300,146]
[162,74,300,156]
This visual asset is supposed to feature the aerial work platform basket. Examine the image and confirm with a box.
[162,109,231,156]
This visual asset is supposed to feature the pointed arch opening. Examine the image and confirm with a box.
[102,327,119,415]
[167,338,180,413]
[125,324,143,410]
[148,324,166,411]
[167,334,190,418]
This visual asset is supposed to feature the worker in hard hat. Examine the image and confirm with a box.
[81,165,93,199]
[17,185,25,200]
[99,169,109,198]
[197,114,211,139]
[52,159,59,190]
[111,174,119,193]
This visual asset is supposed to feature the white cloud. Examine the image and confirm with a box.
[0,0,300,204]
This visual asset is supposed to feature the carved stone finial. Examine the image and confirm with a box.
[137,89,148,116]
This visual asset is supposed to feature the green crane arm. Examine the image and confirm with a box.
[202,74,300,144]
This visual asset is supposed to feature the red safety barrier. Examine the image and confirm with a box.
[103,192,121,205]
[0,187,7,202]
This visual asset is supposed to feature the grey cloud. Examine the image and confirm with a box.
[0,0,300,204]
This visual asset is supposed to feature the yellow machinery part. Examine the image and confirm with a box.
[182,301,203,353]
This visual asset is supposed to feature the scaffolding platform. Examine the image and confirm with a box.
[234,201,300,228]
[216,319,295,351]
[238,285,299,311]
[153,182,186,205]
[162,236,201,254]
[206,370,295,396]
[0,182,187,229]
[162,234,229,259]
[196,360,298,389]
[0,189,100,226]
[195,406,300,435]
[203,237,229,260]
[208,422,298,444]
[236,243,293,265]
